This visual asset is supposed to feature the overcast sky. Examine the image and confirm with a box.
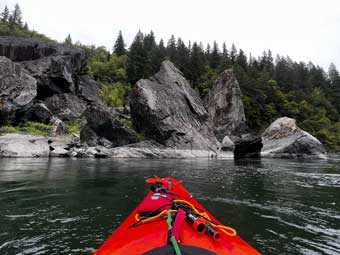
[1,0,340,70]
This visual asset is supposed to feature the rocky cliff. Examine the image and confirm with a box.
[0,36,102,125]
[205,69,247,140]
[130,60,219,151]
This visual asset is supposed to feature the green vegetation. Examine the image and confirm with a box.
[64,118,82,136]
[0,122,51,136]
[1,4,340,151]
[0,3,55,43]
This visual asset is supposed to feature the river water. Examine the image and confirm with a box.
[0,157,339,255]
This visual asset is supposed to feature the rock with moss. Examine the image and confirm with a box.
[261,117,327,159]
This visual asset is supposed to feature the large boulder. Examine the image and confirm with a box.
[0,56,37,115]
[77,75,102,104]
[80,105,139,147]
[44,93,87,121]
[130,60,219,151]
[205,69,247,141]
[261,117,327,159]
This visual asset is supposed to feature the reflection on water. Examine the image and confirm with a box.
[0,157,339,255]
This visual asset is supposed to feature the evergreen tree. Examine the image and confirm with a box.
[12,3,22,25]
[23,22,28,30]
[174,38,190,76]
[143,31,158,77]
[113,30,126,56]
[328,63,339,84]
[64,34,73,45]
[1,5,9,22]
[188,42,205,87]
[230,43,237,64]
[210,41,221,69]
[236,49,247,70]
[166,35,177,61]
[126,30,147,84]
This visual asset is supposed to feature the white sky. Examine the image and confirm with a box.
[1,0,340,70]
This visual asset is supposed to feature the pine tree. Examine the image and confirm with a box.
[328,63,339,84]
[113,30,126,56]
[230,44,237,64]
[64,34,73,45]
[126,30,147,84]
[143,31,158,77]
[236,49,247,70]
[167,35,177,61]
[23,22,28,30]
[1,5,9,22]
[12,3,22,25]
[210,41,221,69]
[188,42,206,87]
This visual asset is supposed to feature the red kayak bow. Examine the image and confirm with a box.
[94,176,261,255]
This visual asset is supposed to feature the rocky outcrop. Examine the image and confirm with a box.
[0,36,102,125]
[26,102,53,124]
[80,105,139,147]
[130,60,219,151]
[261,117,327,159]
[233,134,263,158]
[44,93,87,121]
[205,69,247,141]
[0,56,37,115]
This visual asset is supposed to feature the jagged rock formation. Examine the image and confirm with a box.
[0,56,37,117]
[130,60,219,151]
[0,36,102,125]
[80,105,139,148]
[205,69,247,141]
[261,117,327,159]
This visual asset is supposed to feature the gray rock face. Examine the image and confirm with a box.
[205,69,247,141]
[27,102,54,124]
[0,36,102,123]
[44,93,87,121]
[218,136,235,152]
[0,56,37,114]
[261,117,327,159]
[77,75,102,104]
[80,105,139,147]
[0,133,49,157]
[130,60,219,151]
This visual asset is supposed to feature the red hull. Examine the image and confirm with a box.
[94,177,261,255]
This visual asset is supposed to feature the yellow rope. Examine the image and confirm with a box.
[134,199,237,237]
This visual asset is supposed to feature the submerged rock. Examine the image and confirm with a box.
[261,117,327,159]
[130,60,219,151]
[205,69,247,141]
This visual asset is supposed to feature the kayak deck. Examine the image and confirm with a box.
[94,176,261,255]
